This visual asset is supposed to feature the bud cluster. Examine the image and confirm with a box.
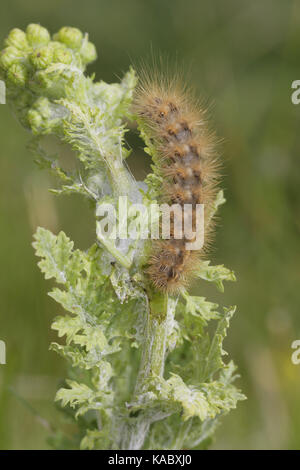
[0,24,97,134]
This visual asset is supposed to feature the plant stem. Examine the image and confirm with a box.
[96,158,178,450]
[121,293,178,450]
[135,293,169,390]
[96,235,132,269]
[108,156,134,197]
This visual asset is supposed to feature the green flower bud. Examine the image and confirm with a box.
[26,24,50,47]
[33,70,66,99]
[53,27,83,49]
[0,47,21,70]
[5,28,29,51]
[80,41,97,64]
[51,44,73,64]
[33,70,51,89]
[29,46,53,69]
[27,109,42,132]
[7,63,27,86]
[33,97,51,119]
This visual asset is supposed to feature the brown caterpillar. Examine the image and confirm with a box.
[133,72,220,293]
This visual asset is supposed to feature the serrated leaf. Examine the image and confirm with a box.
[198,306,236,382]
[210,189,226,219]
[179,295,220,338]
[55,376,113,418]
[155,374,210,421]
[33,228,74,283]
[52,315,83,344]
[196,261,236,292]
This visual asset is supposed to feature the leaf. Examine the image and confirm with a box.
[210,189,226,219]
[33,227,90,289]
[196,261,236,292]
[33,228,74,283]
[56,380,96,408]
[55,379,110,418]
[154,374,210,421]
[80,429,111,450]
[52,315,83,344]
[137,368,244,425]
[179,295,220,338]
[56,358,114,416]
[198,306,236,382]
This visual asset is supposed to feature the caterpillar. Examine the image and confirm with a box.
[133,72,220,294]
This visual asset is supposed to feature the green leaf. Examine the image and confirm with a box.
[52,314,82,344]
[210,189,226,219]
[196,261,236,292]
[198,306,236,382]
[179,294,220,338]
[55,379,112,418]
[33,228,74,283]
[80,429,111,450]
[153,374,210,421]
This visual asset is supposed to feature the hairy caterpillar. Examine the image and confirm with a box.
[134,72,220,293]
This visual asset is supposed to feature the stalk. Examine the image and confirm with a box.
[121,293,178,450]
[107,158,134,198]
[96,153,175,449]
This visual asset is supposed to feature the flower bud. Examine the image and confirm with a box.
[0,46,21,70]
[27,109,42,132]
[51,43,73,64]
[80,41,97,64]
[26,24,50,47]
[29,46,53,69]
[5,28,28,51]
[33,70,51,89]
[34,97,51,118]
[7,63,27,86]
[53,27,83,49]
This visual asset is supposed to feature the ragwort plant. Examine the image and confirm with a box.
[0,24,245,450]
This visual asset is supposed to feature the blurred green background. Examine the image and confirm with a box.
[0,0,300,449]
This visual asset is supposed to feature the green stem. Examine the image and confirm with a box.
[96,234,132,269]
[121,293,178,450]
[135,292,169,391]
[108,156,133,197]
[95,154,177,450]
[95,157,134,268]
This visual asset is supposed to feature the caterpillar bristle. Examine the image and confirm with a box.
[133,70,221,294]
